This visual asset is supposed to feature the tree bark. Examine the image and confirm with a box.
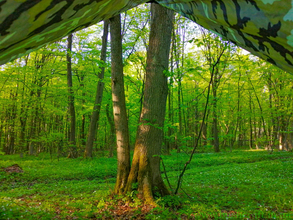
[84,20,109,158]
[125,4,174,203]
[66,33,77,158]
[106,102,115,158]
[212,84,220,152]
[19,72,28,154]
[249,93,253,149]
[110,14,131,194]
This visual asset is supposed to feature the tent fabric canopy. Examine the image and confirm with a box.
[0,0,292,73]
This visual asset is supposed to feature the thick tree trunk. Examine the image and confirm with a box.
[110,14,131,195]
[66,34,77,158]
[84,20,109,158]
[125,4,174,204]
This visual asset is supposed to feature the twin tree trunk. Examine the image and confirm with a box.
[123,4,173,203]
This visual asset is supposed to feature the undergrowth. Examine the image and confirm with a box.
[0,150,292,219]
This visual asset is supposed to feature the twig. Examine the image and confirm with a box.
[160,157,173,193]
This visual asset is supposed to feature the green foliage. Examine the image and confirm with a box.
[1,2,293,157]
[156,194,182,209]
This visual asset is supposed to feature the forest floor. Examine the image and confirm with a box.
[0,150,293,219]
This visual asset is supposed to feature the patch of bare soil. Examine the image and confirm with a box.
[1,164,23,173]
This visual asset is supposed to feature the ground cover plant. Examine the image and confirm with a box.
[0,150,292,219]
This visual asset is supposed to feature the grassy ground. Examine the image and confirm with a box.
[0,150,292,219]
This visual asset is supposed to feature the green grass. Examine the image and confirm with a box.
[1,150,293,219]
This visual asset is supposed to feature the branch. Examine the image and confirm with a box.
[174,63,214,195]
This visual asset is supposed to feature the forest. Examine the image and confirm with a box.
[1,2,293,219]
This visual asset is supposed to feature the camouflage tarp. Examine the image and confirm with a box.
[0,0,292,73]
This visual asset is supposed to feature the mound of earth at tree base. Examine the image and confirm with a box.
[1,164,23,173]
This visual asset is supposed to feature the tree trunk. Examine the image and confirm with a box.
[247,73,268,148]
[249,93,253,149]
[110,14,131,195]
[6,103,17,154]
[19,74,28,154]
[177,77,182,153]
[194,82,199,145]
[106,102,115,158]
[66,33,77,158]
[202,120,207,146]
[125,4,174,203]
[166,84,173,155]
[84,20,109,158]
[212,86,220,152]
[278,116,286,150]
[79,75,86,147]
[166,37,175,154]
[28,81,42,156]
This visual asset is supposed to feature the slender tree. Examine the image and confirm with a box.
[200,30,230,152]
[66,34,77,158]
[84,20,109,158]
[110,14,131,194]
